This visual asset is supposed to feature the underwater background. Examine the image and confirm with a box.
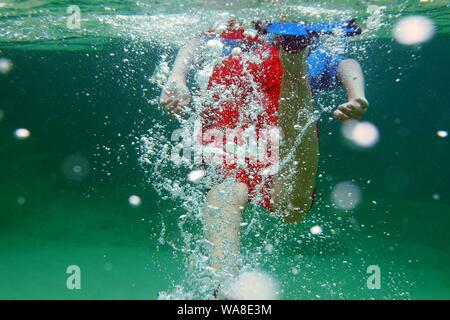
[0,0,449,299]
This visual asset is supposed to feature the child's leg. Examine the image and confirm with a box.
[203,181,248,276]
[272,47,319,223]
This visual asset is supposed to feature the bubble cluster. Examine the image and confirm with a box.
[127,3,413,300]
[225,271,280,300]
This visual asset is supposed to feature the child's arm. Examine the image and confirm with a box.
[159,37,202,117]
[334,58,369,121]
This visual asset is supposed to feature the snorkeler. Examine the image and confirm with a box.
[159,20,369,289]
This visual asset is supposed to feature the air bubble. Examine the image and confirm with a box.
[332,181,362,210]
[187,170,205,182]
[342,121,379,148]
[225,271,280,300]
[310,225,323,235]
[14,128,31,140]
[128,195,142,207]
[0,58,12,74]
[393,16,435,45]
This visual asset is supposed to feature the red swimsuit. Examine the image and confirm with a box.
[202,27,315,211]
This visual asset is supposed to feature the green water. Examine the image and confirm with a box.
[0,1,449,299]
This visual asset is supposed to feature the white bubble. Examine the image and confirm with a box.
[352,122,379,147]
[432,194,440,200]
[265,243,274,253]
[332,181,362,210]
[342,121,379,148]
[14,128,31,140]
[393,16,435,45]
[225,271,280,300]
[196,66,214,89]
[187,169,205,182]
[62,154,90,181]
[103,262,113,271]
[437,130,448,138]
[243,29,257,38]
[206,39,224,55]
[0,58,12,74]
[310,225,323,235]
[17,196,26,205]
[231,47,242,56]
[291,267,300,275]
[128,195,142,207]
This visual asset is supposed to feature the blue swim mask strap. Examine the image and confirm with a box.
[265,19,362,37]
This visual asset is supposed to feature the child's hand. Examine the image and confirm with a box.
[333,97,369,121]
[159,78,191,117]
